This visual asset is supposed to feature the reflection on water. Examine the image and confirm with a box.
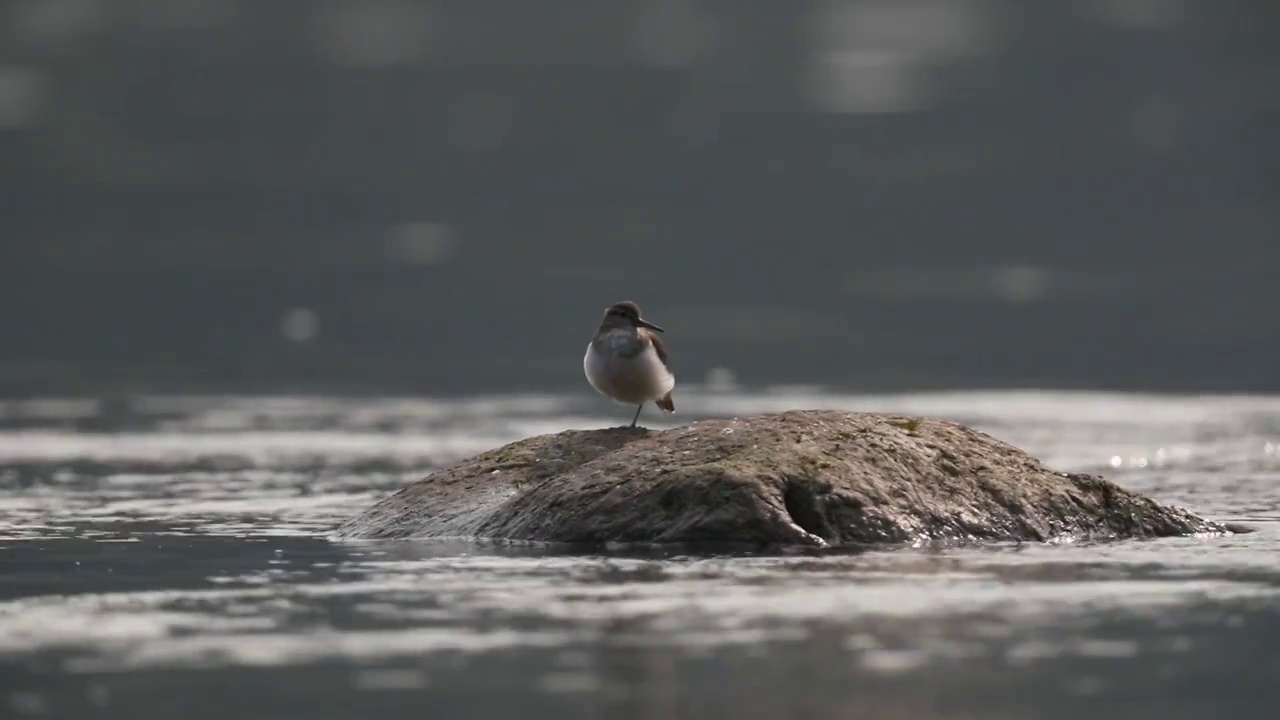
[1,391,1279,719]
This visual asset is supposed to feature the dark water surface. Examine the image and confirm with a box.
[2,391,1279,719]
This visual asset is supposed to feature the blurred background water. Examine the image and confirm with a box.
[2,1,1280,718]
[2,0,1278,396]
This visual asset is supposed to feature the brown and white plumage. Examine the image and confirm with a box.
[583,300,675,427]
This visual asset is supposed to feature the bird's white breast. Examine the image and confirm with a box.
[583,335,674,405]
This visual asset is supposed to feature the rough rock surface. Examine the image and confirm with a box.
[334,410,1233,546]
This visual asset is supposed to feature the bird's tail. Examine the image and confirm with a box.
[655,392,675,413]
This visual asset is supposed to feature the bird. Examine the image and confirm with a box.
[583,300,676,428]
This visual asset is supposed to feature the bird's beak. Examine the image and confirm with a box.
[636,318,664,333]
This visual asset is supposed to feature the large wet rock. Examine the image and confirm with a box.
[334,410,1232,546]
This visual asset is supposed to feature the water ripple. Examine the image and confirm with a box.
[1,390,1278,716]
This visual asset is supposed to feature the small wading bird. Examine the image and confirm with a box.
[583,300,675,428]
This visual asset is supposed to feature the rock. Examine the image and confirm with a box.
[334,410,1234,547]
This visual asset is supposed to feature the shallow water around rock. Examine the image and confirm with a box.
[1,391,1278,719]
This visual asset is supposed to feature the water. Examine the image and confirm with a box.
[2,390,1279,719]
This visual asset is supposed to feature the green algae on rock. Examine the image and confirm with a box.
[334,410,1233,546]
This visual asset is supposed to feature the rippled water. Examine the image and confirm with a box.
[2,390,1279,719]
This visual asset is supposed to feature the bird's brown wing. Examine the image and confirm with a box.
[647,331,672,372]
[646,330,675,412]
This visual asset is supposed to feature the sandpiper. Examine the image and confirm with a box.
[583,300,675,428]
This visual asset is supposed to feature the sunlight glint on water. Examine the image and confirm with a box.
[1,390,1278,719]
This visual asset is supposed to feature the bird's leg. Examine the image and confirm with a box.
[629,404,643,428]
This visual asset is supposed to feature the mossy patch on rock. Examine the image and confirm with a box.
[334,410,1233,547]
